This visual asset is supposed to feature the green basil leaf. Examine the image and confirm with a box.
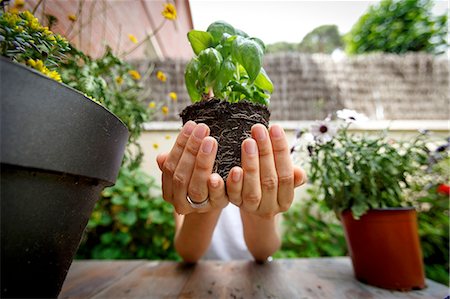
[231,36,263,82]
[198,48,223,88]
[184,58,202,102]
[250,37,266,53]
[187,30,213,55]
[207,21,235,44]
[254,68,273,93]
[235,28,249,38]
[214,57,236,96]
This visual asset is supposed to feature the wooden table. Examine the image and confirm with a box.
[59,257,448,299]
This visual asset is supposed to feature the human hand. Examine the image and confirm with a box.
[226,124,306,218]
[156,121,228,215]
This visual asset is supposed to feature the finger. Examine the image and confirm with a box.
[251,124,278,215]
[161,121,196,203]
[187,137,217,202]
[294,166,307,187]
[172,124,210,210]
[226,166,243,206]
[241,138,261,212]
[156,153,168,171]
[269,125,294,212]
[208,173,228,210]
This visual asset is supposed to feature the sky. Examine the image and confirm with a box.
[190,0,449,45]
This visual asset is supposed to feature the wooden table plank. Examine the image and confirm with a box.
[91,261,195,298]
[58,260,145,299]
[59,258,449,299]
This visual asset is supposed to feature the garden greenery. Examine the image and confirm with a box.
[0,11,69,81]
[185,21,273,105]
[293,110,429,219]
[345,0,448,55]
[1,8,177,260]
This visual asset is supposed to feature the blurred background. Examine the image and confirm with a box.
[7,0,449,285]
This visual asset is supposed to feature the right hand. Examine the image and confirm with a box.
[156,121,229,215]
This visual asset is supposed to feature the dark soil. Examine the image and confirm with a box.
[180,98,270,180]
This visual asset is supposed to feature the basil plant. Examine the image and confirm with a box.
[185,21,273,105]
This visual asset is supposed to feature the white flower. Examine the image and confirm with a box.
[310,120,337,143]
[337,109,368,123]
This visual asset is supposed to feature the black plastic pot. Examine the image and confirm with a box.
[0,57,129,298]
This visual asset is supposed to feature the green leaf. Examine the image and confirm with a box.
[213,57,236,96]
[250,37,266,53]
[235,28,249,37]
[187,30,213,55]
[231,37,263,82]
[207,21,235,44]
[198,48,223,88]
[119,210,137,226]
[184,58,201,102]
[254,68,273,93]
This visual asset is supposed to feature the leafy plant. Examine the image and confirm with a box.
[185,20,273,105]
[292,109,429,218]
[410,142,449,285]
[77,167,179,260]
[275,187,346,259]
[0,11,70,81]
[345,0,448,55]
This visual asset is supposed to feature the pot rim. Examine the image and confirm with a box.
[0,56,127,128]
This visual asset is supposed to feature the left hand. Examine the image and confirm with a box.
[226,124,306,218]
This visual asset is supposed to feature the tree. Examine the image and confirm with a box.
[298,25,343,54]
[345,0,448,55]
[266,41,297,54]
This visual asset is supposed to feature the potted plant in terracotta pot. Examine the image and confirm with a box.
[0,10,128,298]
[291,109,429,291]
[181,21,273,179]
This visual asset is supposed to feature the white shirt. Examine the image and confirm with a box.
[203,204,253,260]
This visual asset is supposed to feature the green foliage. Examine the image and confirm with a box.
[309,129,428,219]
[77,167,179,260]
[298,25,343,54]
[0,11,70,68]
[59,47,152,168]
[411,149,449,285]
[345,0,448,55]
[185,20,273,105]
[275,188,347,258]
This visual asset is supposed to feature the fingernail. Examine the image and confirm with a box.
[244,139,256,154]
[270,125,283,138]
[194,124,208,139]
[254,125,266,141]
[232,169,241,182]
[210,176,219,188]
[183,121,195,135]
[202,138,214,154]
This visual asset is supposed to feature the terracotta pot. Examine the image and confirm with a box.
[341,208,425,291]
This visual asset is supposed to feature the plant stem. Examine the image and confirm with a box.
[120,19,167,58]
[32,0,44,14]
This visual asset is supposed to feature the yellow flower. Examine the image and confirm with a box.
[165,135,171,140]
[148,101,156,108]
[27,58,36,67]
[14,0,25,7]
[128,70,141,80]
[47,70,62,82]
[128,34,138,44]
[153,143,159,149]
[8,7,19,14]
[68,14,77,22]
[161,106,169,115]
[115,76,123,85]
[169,92,177,101]
[162,3,177,20]
[156,70,166,82]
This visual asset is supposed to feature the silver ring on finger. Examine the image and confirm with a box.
[186,195,209,209]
